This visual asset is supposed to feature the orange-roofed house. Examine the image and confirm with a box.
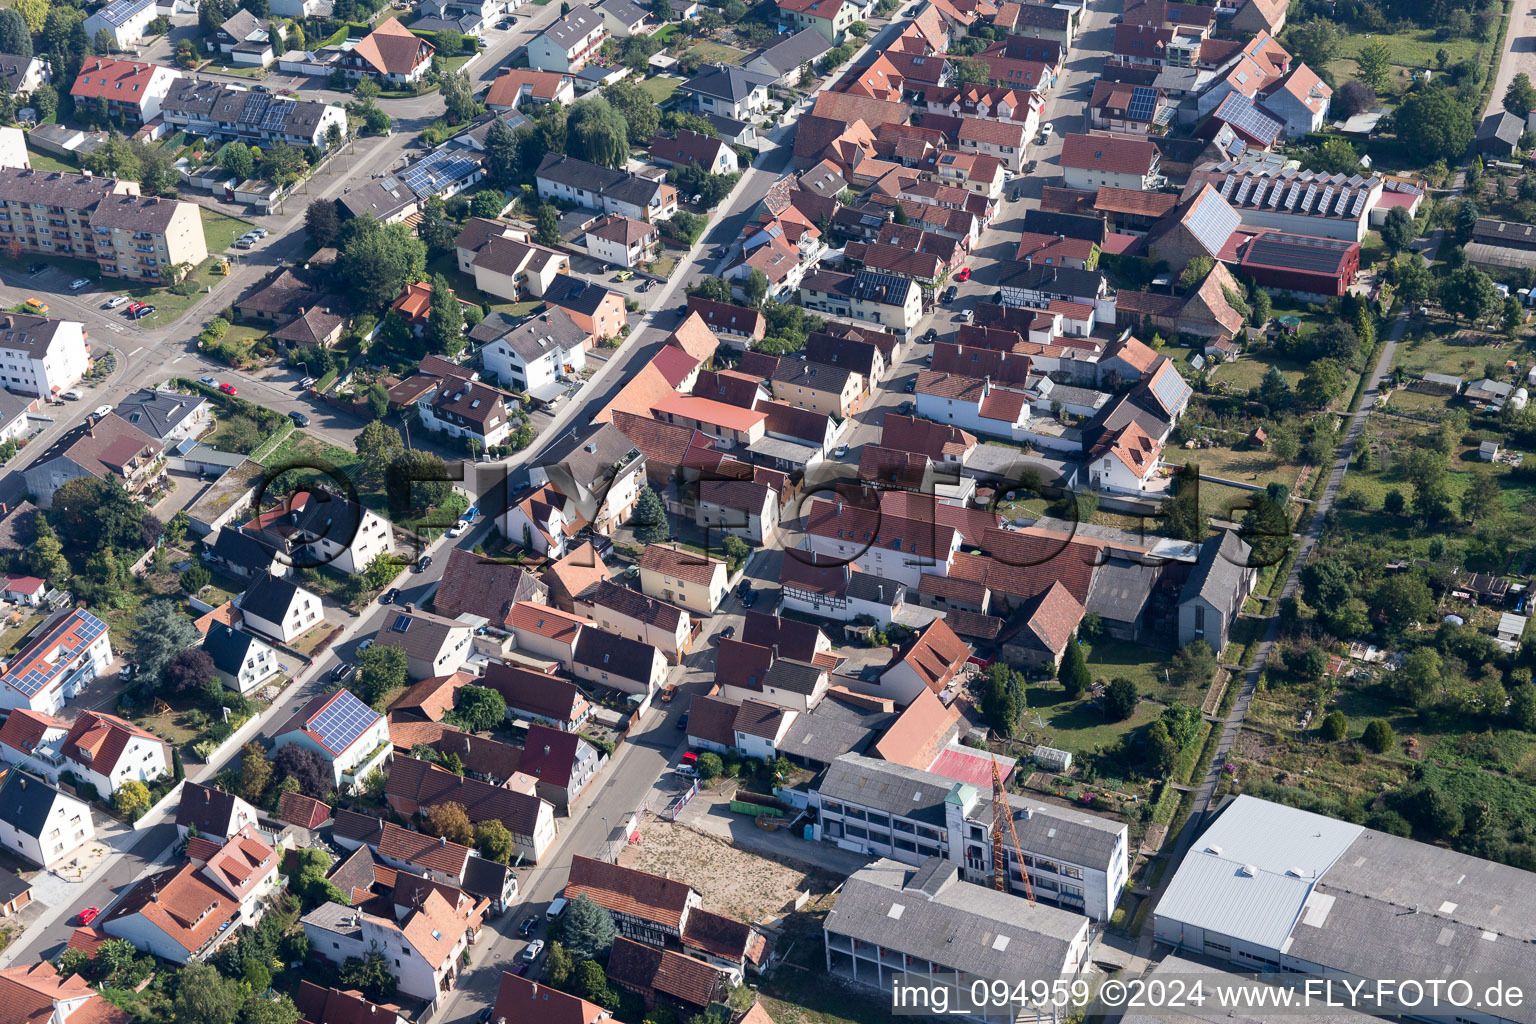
[0,608,113,716]
[61,710,170,797]
[666,311,723,365]
[294,982,410,1024]
[0,962,129,1024]
[507,601,593,666]
[650,392,767,450]
[542,541,613,613]
[339,18,434,85]
[500,482,583,558]
[278,791,332,830]
[1008,580,1086,671]
[484,69,576,110]
[1088,421,1164,495]
[101,824,279,962]
[491,972,608,1024]
[70,58,180,126]
[303,887,482,1005]
[593,361,676,425]
[0,709,68,781]
[878,617,971,704]
[871,686,963,769]
[776,0,859,44]
[639,544,729,615]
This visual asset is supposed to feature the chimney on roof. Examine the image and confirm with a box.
[440,835,447,846]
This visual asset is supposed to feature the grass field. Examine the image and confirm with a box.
[1214,345,1313,390]
[1162,443,1303,493]
[1325,28,1484,90]
[687,40,750,65]
[1392,323,1510,379]
[1023,684,1163,755]
[24,146,79,173]
[637,75,684,104]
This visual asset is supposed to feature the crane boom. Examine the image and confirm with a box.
[990,756,1034,904]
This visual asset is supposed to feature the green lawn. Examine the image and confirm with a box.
[1024,683,1163,756]
[1213,345,1312,389]
[687,40,750,65]
[1161,444,1303,493]
[1391,324,1503,379]
[637,75,684,104]
[23,145,79,173]
[654,24,682,43]
[1326,28,1484,90]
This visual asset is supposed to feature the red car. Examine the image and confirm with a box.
[956,267,972,282]
[218,383,238,395]
[78,906,99,925]
[682,751,698,765]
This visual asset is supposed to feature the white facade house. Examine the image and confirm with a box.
[0,609,112,716]
[914,376,1033,442]
[61,711,170,797]
[0,709,69,781]
[245,490,395,577]
[203,622,283,694]
[479,307,590,398]
[416,378,513,449]
[82,0,159,49]
[271,688,391,790]
[303,888,480,1009]
[0,315,90,399]
[813,754,1128,921]
[235,575,323,645]
[527,6,607,73]
[0,771,95,869]
[1089,422,1163,495]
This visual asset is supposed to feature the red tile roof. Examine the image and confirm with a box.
[351,17,433,76]
[606,936,724,1008]
[1024,581,1086,657]
[0,709,64,757]
[564,854,696,929]
[887,618,970,694]
[509,602,591,642]
[872,687,961,768]
[278,791,332,830]
[651,344,701,389]
[640,544,723,588]
[63,710,162,777]
[491,973,606,1024]
[1060,133,1158,175]
[69,58,165,105]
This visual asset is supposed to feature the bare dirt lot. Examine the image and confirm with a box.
[621,817,841,923]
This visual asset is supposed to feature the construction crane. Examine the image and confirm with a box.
[990,756,1035,904]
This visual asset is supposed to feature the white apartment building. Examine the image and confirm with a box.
[0,314,89,399]
[0,770,94,869]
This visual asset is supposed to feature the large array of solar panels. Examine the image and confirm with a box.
[307,689,379,754]
[260,99,298,133]
[1244,232,1356,274]
[237,90,270,127]
[401,148,481,198]
[1,611,106,697]
[1214,169,1382,219]
[1150,364,1193,416]
[1186,188,1242,256]
[1212,93,1282,147]
[94,0,154,27]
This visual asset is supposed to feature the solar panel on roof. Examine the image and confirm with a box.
[239,92,270,126]
[1127,86,1158,122]
[1333,188,1351,216]
[307,690,377,755]
[1,611,107,697]
[1185,191,1241,257]
[1349,191,1368,217]
[1234,178,1255,206]
[260,98,295,133]
[1219,175,1238,200]
[1316,186,1334,217]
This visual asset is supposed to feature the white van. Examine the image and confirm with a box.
[546,897,568,921]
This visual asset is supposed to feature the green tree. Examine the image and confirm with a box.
[1395,254,1432,303]
[1392,89,1475,163]
[1310,136,1360,174]
[416,198,457,257]
[1392,647,1442,706]
[574,959,619,1011]
[1361,718,1395,753]
[1381,206,1414,254]
[1104,677,1139,721]
[1288,17,1341,68]
[130,599,200,689]
[1301,559,1357,617]
[631,486,670,544]
[223,141,257,180]
[536,204,561,247]
[1297,359,1346,408]
[425,274,466,357]
[339,952,396,1002]
[1319,710,1348,741]
[423,801,474,845]
[27,518,68,582]
[1059,635,1091,698]
[305,198,340,247]
[114,779,151,818]
[471,190,504,218]
[0,8,31,53]
[1507,73,1536,117]
[355,420,405,488]
[1179,255,1214,288]
[474,820,515,863]
[562,895,618,961]
[485,117,519,184]
[174,963,244,1024]
[238,741,273,804]
[744,268,769,306]
[1355,40,1392,91]
[1509,681,1536,730]
[258,145,307,187]
[1461,471,1502,525]
[568,95,630,168]
[952,55,989,84]
[1398,447,1451,521]
[1159,462,1205,541]
[1169,640,1217,689]
[1441,265,1498,324]
[719,534,750,573]
[384,448,451,523]
[1144,719,1178,776]
[696,751,723,780]
[337,216,427,308]
[442,68,479,123]
[241,995,299,1024]
[354,643,409,707]
[603,79,661,146]
[452,685,506,731]
[981,662,1023,735]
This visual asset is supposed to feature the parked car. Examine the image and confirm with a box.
[905,380,916,392]
[298,376,316,389]
[899,400,914,413]
[251,228,269,238]
[78,907,99,925]
[942,286,958,303]
[737,580,752,598]
[105,296,129,308]
[131,305,155,319]
[93,405,113,418]
[924,327,937,342]
[1040,122,1054,140]
[956,267,972,282]
[682,751,698,766]
[198,376,219,387]
[381,588,400,604]
[330,662,353,682]
[676,711,689,731]
[61,389,83,400]
[834,444,849,457]
[520,940,544,962]
[235,239,254,249]
[415,555,432,572]
[288,411,310,426]
[126,302,146,315]
[24,297,48,314]
[26,262,45,275]
[719,625,736,640]
[741,588,757,607]
[118,664,134,681]
[218,383,237,395]
[518,917,537,938]
[447,519,468,537]
[69,278,91,291]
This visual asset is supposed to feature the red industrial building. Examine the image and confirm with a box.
[1237,231,1360,298]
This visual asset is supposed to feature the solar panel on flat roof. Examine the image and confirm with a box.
[1220,175,1238,200]
[1317,186,1335,217]
[1349,191,1368,217]
[1283,183,1301,210]
[1234,177,1255,206]
[1301,183,1319,212]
